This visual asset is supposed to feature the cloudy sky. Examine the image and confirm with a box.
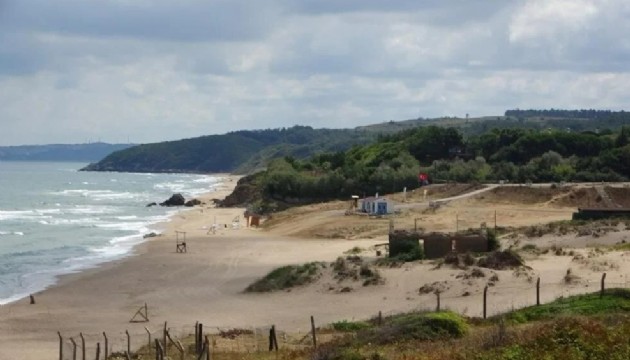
[1,0,629,145]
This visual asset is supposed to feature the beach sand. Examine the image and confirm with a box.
[2,179,630,359]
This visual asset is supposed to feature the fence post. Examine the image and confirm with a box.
[103,332,108,360]
[601,272,607,298]
[205,335,211,360]
[483,285,488,319]
[310,315,317,348]
[268,326,274,351]
[536,277,540,306]
[58,332,63,360]
[126,330,131,356]
[272,326,279,351]
[145,327,151,349]
[70,337,77,360]
[155,339,163,360]
[163,321,168,357]
[436,291,441,312]
[197,341,207,360]
[195,321,199,354]
[80,332,86,360]
[378,311,383,326]
[95,342,100,360]
[197,323,203,355]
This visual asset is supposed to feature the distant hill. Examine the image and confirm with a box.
[82,126,377,174]
[359,109,630,136]
[0,143,134,162]
[83,110,630,174]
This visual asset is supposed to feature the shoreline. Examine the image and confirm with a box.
[0,173,244,359]
[0,173,239,307]
[4,177,630,359]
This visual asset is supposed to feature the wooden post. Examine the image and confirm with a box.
[378,311,383,326]
[80,332,86,360]
[436,291,441,312]
[125,351,131,360]
[197,323,203,354]
[536,277,541,306]
[95,342,100,360]
[494,210,497,231]
[456,213,459,233]
[177,340,186,360]
[29,294,35,304]
[268,326,274,352]
[103,332,108,360]
[197,342,207,360]
[126,330,131,356]
[70,337,77,360]
[145,302,149,321]
[58,332,63,360]
[483,286,488,319]
[145,327,152,349]
[272,326,279,351]
[310,315,317,348]
[155,339,163,360]
[601,272,607,298]
[163,321,168,357]
[204,335,211,360]
[195,321,199,354]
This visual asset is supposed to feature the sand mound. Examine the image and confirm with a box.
[477,250,524,270]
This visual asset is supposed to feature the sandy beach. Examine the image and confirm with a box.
[2,180,630,359]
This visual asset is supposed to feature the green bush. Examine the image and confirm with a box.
[332,320,372,332]
[487,228,500,251]
[359,311,468,344]
[245,262,324,292]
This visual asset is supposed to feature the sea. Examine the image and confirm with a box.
[0,161,223,305]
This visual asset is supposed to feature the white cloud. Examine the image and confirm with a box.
[509,0,599,43]
[0,1,629,145]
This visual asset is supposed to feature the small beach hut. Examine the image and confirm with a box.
[360,197,393,215]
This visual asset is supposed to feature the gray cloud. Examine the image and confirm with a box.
[0,0,629,145]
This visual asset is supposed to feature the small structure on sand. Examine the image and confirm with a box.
[244,210,261,227]
[360,197,394,215]
[389,230,489,259]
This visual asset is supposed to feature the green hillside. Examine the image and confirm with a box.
[83,109,630,175]
[82,126,376,173]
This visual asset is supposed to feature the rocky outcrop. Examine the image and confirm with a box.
[160,193,186,207]
[185,199,202,207]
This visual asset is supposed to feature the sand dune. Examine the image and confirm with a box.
[2,180,630,359]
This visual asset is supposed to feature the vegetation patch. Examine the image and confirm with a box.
[245,262,325,292]
[331,320,372,332]
[500,288,630,324]
[358,311,468,345]
[477,250,525,270]
[332,257,383,287]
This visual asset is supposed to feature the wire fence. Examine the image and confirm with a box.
[55,273,623,359]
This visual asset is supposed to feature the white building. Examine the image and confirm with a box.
[360,197,394,215]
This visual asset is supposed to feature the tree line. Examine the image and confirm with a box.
[241,125,630,213]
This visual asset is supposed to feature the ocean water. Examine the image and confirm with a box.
[0,161,223,304]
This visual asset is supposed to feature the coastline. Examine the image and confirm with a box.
[5,175,629,360]
[0,173,244,359]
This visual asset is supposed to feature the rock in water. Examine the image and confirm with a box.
[160,193,186,206]
[146,202,157,207]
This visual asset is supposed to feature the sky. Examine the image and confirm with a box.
[1,0,630,146]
